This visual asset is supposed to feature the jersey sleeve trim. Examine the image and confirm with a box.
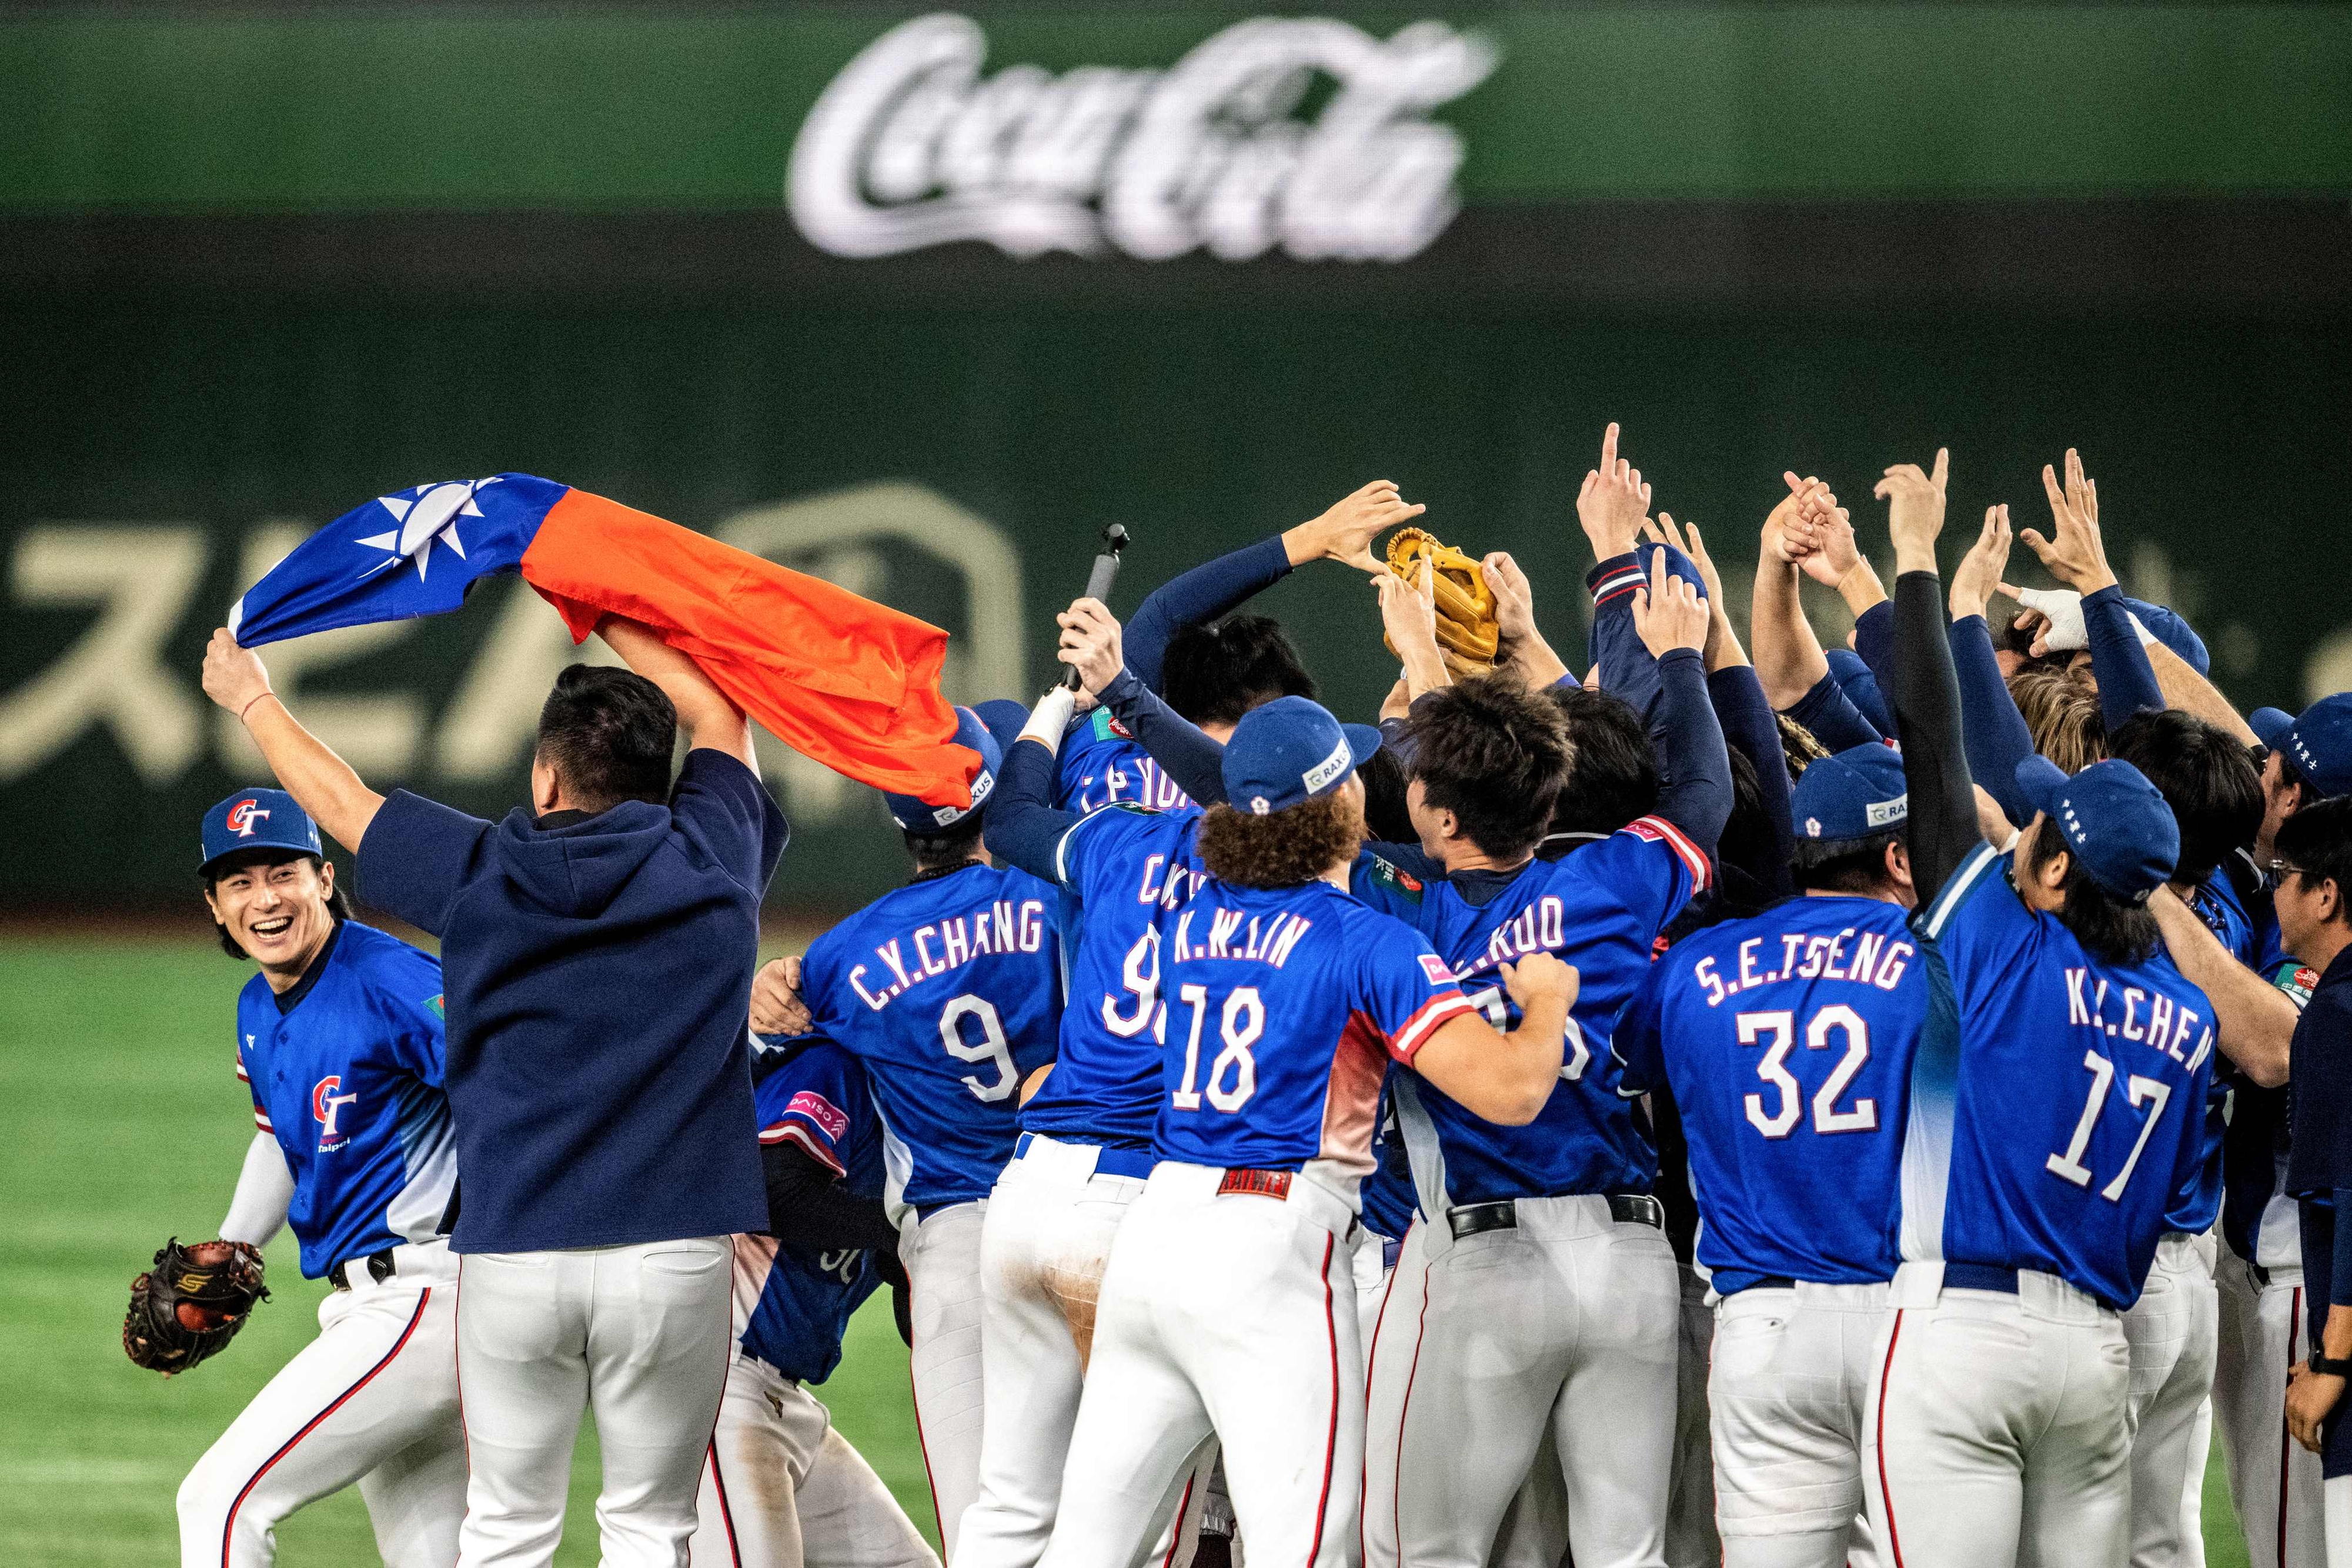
[1919,840,2003,941]
[1390,991,1476,1064]
[252,1108,274,1132]
[235,1054,249,1083]
[767,1121,848,1177]
[1623,814,1713,893]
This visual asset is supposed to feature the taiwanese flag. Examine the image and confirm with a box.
[229,474,979,805]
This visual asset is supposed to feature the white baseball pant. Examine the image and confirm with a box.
[956,1136,1148,1567]
[690,1350,938,1568]
[1039,1162,1363,1568]
[1706,1281,1888,1568]
[177,1243,465,1568]
[901,1201,987,1562]
[2123,1231,2220,1568]
[1864,1272,2133,1568]
[455,1235,735,1568]
[2214,1258,2326,1568]
[1361,1195,1681,1568]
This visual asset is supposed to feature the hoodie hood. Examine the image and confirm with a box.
[493,801,674,918]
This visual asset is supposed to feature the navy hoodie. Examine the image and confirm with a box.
[360,750,787,1253]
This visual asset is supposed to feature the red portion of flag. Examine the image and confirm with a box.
[520,487,979,806]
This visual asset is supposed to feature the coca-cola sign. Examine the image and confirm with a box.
[787,14,1498,263]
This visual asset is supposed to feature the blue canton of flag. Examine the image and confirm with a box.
[228,473,569,646]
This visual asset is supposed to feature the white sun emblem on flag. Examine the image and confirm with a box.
[356,476,502,581]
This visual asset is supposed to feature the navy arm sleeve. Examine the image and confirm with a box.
[1825,639,1900,738]
[1949,613,2039,828]
[1124,535,1294,693]
[2335,1189,2352,1309]
[761,1141,901,1257]
[1889,570,1981,908]
[357,791,494,939]
[2082,585,2166,732]
[1100,667,1227,806]
[1785,671,1885,752]
[981,738,1081,884]
[1709,664,1796,898]
[1652,648,1733,857]
[2128,597,2209,676]
[1585,546,1705,720]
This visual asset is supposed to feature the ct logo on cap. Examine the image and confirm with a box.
[225,798,271,838]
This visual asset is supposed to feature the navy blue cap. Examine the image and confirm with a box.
[200,788,322,875]
[972,700,1031,758]
[1221,695,1381,816]
[2015,755,2179,902]
[884,707,1004,835]
[1792,743,1909,842]
[2250,695,2352,799]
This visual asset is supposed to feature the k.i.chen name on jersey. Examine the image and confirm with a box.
[2064,969,2214,1071]
[1168,907,1313,968]
[846,898,1050,1011]
[1690,929,1917,1006]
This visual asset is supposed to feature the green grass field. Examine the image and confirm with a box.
[0,935,2252,1565]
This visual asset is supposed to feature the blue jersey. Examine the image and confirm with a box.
[1908,843,2216,1310]
[1055,708,1198,818]
[1616,896,1949,1294]
[2164,866,2267,1236]
[1152,878,1473,1182]
[233,922,457,1279]
[1025,804,1209,1149]
[799,864,1063,1213]
[1392,817,1710,1208]
[735,1043,884,1385]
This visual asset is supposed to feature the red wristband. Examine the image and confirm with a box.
[239,691,278,724]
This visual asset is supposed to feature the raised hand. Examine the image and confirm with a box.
[1763,473,1833,566]
[1482,550,1539,651]
[1288,480,1426,575]
[750,956,813,1037]
[1873,447,1950,574]
[1055,597,1125,697]
[1631,546,1709,658]
[202,628,275,718]
[1648,512,1736,668]
[1793,492,1863,589]
[2019,447,2118,594]
[1576,422,1652,562]
[1949,504,2014,621]
[1377,555,1449,695]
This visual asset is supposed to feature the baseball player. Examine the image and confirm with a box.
[1360,549,1728,1568]
[754,706,1062,1559]
[1864,461,2217,1568]
[1035,694,1578,1568]
[205,617,788,1568]
[165,788,465,1568]
[692,1034,939,1568]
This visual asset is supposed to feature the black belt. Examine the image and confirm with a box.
[1447,1193,1663,1241]
[330,1249,396,1292]
[1944,1261,2019,1294]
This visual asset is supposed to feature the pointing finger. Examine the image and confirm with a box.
[1930,447,1949,492]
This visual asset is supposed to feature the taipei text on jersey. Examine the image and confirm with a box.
[1024,804,1208,1149]
[1908,842,2217,1310]
[1394,817,1710,1206]
[234,921,457,1279]
[737,1043,886,1385]
[799,864,1063,1212]
[1055,709,1198,818]
[1151,878,1473,1179]
[1615,895,1951,1293]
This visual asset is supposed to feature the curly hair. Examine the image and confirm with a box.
[1400,674,1573,861]
[1196,792,1363,890]
[2007,664,2107,775]
[1776,714,1833,783]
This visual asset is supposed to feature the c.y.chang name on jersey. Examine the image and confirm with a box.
[847,897,1050,1011]
[1690,927,1917,1006]
[1167,906,1314,968]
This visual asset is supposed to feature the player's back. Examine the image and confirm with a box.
[1024,803,1208,1149]
[1056,710,1197,817]
[1396,818,1709,1206]
[1618,895,1945,1293]
[1151,878,1471,1186]
[734,1040,886,1385]
[799,862,1062,1213]
[1912,842,2217,1309]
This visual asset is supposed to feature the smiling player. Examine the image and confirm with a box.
[160,788,465,1568]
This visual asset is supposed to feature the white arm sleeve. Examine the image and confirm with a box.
[219,1131,295,1248]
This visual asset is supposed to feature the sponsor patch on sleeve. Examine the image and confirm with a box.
[1369,856,1424,901]
[2273,961,2318,1008]
[787,1090,850,1141]
[425,994,445,1019]
[1419,954,1454,985]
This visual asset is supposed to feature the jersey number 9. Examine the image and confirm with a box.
[940,994,1018,1102]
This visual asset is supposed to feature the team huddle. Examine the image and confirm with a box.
[148,423,2352,1568]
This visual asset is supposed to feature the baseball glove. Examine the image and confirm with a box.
[1383,526,1499,678]
[123,1238,269,1374]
